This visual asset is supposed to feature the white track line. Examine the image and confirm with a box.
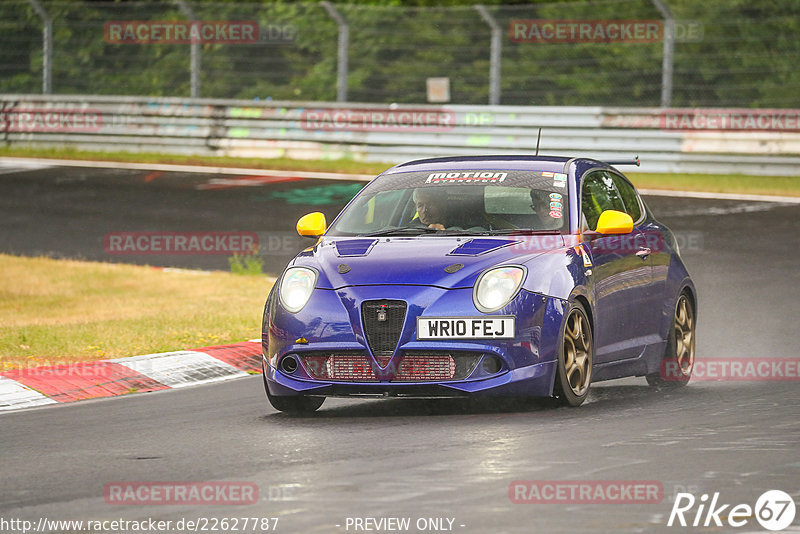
[2,156,798,203]
[638,188,800,204]
[0,159,54,175]
[0,157,375,181]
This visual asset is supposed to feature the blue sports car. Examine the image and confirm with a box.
[261,155,696,412]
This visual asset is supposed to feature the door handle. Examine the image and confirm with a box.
[636,247,651,259]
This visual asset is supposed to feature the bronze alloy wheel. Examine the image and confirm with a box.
[647,292,695,387]
[555,302,593,406]
[673,294,695,376]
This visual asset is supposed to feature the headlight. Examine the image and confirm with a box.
[473,266,525,313]
[279,267,317,313]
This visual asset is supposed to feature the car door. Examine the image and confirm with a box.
[611,173,664,348]
[581,170,655,363]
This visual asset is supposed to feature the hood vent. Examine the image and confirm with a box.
[335,239,377,257]
[449,238,518,256]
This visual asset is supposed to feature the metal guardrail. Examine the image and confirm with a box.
[1,94,799,176]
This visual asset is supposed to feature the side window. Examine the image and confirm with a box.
[611,174,642,222]
[581,171,625,230]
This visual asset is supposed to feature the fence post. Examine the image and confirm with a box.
[175,0,200,98]
[321,1,349,102]
[474,5,501,105]
[651,0,674,108]
[26,0,52,94]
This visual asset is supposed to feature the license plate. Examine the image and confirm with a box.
[417,316,515,340]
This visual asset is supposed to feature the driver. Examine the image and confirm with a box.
[412,188,450,230]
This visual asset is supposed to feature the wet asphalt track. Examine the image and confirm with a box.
[0,162,799,533]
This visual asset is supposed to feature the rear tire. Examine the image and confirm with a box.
[554,301,593,407]
[647,292,695,388]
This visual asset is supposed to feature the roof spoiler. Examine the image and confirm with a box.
[604,156,640,167]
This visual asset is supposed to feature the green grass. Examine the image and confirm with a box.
[0,254,274,369]
[627,172,800,197]
[1,145,798,196]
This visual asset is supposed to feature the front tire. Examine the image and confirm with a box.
[647,292,695,387]
[262,363,324,414]
[267,390,325,414]
[554,301,593,407]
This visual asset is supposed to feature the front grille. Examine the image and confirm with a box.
[362,300,407,361]
[298,351,484,383]
[395,354,456,381]
[300,353,378,382]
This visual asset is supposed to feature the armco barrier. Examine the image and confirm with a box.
[1,95,799,176]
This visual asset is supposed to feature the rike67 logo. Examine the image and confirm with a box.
[668,490,796,531]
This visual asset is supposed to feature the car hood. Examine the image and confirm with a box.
[292,235,568,290]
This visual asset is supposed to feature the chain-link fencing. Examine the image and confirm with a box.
[1,0,798,107]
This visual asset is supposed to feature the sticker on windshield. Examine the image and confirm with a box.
[552,172,567,187]
[425,171,508,184]
[542,171,554,177]
[549,192,563,201]
[548,194,563,218]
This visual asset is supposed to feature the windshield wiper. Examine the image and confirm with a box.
[361,226,441,237]
[484,229,562,235]
[361,227,561,237]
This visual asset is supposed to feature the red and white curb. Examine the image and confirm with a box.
[0,340,263,412]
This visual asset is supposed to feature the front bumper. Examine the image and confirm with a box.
[262,284,565,399]
[265,358,557,398]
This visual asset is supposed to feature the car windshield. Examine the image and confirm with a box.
[327,169,568,236]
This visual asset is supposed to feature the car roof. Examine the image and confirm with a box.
[381,155,611,176]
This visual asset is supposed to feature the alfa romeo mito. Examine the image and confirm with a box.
[261,155,696,412]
